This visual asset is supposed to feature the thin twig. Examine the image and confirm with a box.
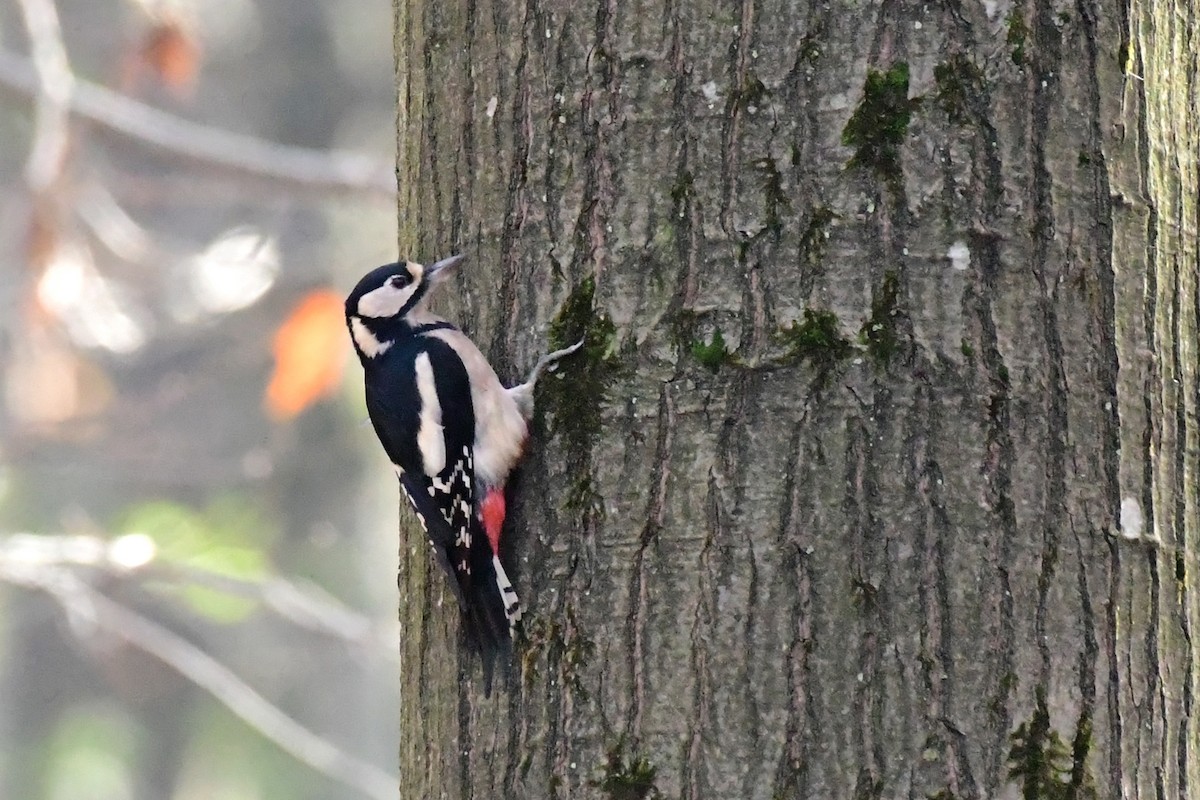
[0,49,395,197]
[141,564,400,659]
[16,0,73,192]
[75,181,159,263]
[0,555,397,800]
[0,532,397,657]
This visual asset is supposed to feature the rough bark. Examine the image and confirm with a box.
[392,0,1198,797]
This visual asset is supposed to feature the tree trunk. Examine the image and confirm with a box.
[392,0,1198,796]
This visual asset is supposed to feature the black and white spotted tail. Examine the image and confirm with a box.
[465,537,519,694]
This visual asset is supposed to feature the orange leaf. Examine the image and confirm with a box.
[265,290,347,421]
[139,18,201,95]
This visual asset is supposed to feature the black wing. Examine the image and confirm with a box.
[365,338,477,606]
[397,446,474,609]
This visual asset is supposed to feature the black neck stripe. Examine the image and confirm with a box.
[411,321,456,334]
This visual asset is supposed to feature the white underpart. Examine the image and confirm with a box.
[350,317,392,358]
[414,352,446,475]
[493,555,521,632]
[424,328,528,486]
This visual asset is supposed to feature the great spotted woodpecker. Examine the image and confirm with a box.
[345,255,580,691]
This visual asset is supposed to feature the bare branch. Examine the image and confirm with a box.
[0,49,396,197]
[0,546,398,800]
[142,564,400,659]
[77,585,398,800]
[16,0,73,192]
[0,532,398,656]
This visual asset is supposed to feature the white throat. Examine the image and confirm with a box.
[350,317,393,358]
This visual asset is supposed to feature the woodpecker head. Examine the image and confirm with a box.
[345,254,463,360]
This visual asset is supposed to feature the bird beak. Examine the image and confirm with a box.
[426,254,465,283]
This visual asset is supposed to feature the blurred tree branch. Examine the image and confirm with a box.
[0,531,397,656]
[0,49,396,197]
[0,533,397,800]
[16,0,73,193]
[143,564,398,658]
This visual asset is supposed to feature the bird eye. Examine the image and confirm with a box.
[388,274,408,289]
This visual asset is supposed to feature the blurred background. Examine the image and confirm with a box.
[0,1,403,798]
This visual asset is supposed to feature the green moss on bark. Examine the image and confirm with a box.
[592,741,661,800]
[842,63,919,187]
[545,276,620,514]
[691,328,730,372]
[859,270,901,365]
[1007,688,1096,799]
[778,308,853,367]
[1007,10,1030,65]
[755,156,791,238]
[933,55,985,125]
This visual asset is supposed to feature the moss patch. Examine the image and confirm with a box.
[842,62,920,187]
[545,275,620,513]
[561,603,594,697]
[778,308,854,369]
[1007,688,1096,799]
[754,156,791,238]
[858,270,902,365]
[671,170,694,208]
[933,55,985,125]
[691,328,730,372]
[519,616,553,691]
[592,741,661,800]
[1006,10,1030,66]
[798,30,822,64]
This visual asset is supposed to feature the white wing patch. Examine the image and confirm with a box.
[423,328,528,486]
[413,352,445,475]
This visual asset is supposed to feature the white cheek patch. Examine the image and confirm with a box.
[414,352,446,475]
[357,281,419,318]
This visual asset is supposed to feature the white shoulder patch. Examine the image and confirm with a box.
[350,317,392,358]
[423,328,528,485]
[414,352,446,475]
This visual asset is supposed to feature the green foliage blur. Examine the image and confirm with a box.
[0,1,402,799]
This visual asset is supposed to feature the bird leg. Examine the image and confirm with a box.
[507,338,585,420]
